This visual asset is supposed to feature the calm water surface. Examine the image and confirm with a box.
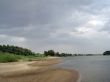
[56,56,110,82]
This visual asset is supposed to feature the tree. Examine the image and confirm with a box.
[44,50,55,56]
[44,50,73,57]
[48,50,55,56]
[0,44,36,56]
[44,51,48,56]
[103,51,110,55]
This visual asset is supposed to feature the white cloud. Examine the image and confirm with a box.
[0,34,26,44]
[11,37,26,43]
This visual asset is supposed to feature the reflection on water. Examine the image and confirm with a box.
[56,56,110,82]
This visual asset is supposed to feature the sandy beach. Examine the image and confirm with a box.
[0,58,79,82]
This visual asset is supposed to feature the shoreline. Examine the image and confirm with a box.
[0,57,79,82]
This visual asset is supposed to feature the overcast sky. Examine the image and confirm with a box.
[0,0,110,54]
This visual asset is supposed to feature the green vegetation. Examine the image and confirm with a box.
[0,52,21,62]
[0,44,76,63]
[0,44,45,63]
[0,51,45,63]
[103,51,110,55]
[0,44,103,63]
[0,45,35,56]
[44,50,97,56]
[44,50,73,57]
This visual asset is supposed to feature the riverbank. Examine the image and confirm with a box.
[0,58,79,82]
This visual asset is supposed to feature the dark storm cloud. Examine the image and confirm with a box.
[0,0,94,27]
[0,0,110,54]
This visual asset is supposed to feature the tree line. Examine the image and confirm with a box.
[103,51,110,55]
[44,50,73,57]
[0,45,35,56]
[0,45,73,57]
[0,44,106,57]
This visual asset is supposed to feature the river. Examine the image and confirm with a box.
[56,56,110,82]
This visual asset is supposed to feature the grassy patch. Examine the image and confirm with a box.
[0,52,45,63]
[0,52,21,63]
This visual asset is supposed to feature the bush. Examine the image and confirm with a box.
[0,52,21,63]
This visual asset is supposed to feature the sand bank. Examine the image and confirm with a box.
[0,58,79,82]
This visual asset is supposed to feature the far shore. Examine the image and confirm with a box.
[0,57,79,82]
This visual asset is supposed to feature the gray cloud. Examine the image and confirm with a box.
[0,0,110,54]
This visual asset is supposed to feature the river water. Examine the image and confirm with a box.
[56,56,110,82]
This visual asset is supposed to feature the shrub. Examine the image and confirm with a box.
[0,52,21,63]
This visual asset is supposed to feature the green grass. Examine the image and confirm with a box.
[0,52,45,63]
[0,52,21,63]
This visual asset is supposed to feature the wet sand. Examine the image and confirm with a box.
[0,58,79,82]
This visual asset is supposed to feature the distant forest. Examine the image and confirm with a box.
[0,44,107,57]
[103,51,110,55]
[0,45,35,56]
[44,50,73,57]
[0,45,73,57]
